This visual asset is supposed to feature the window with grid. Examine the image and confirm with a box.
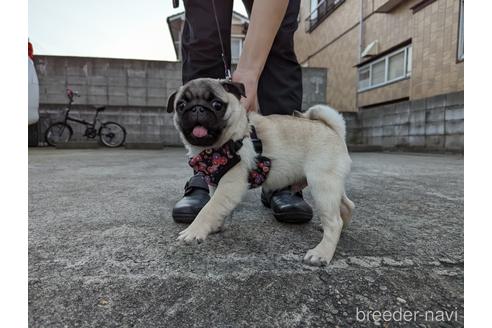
[358,44,412,91]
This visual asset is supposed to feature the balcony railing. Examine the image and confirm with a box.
[305,0,345,32]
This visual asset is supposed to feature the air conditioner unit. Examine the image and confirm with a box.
[361,40,379,58]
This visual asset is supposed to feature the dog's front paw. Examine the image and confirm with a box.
[303,248,334,266]
[177,224,211,244]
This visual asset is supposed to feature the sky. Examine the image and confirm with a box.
[28,0,247,61]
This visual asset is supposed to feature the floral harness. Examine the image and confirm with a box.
[188,127,271,189]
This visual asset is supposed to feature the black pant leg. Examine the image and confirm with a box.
[241,0,302,116]
[241,0,253,16]
[181,1,233,183]
[181,0,233,83]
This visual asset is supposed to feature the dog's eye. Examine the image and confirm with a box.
[211,100,223,111]
[177,101,186,111]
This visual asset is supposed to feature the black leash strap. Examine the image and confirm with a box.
[250,126,263,154]
[212,0,232,80]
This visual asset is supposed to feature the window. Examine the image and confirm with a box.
[231,37,242,64]
[358,67,370,90]
[371,60,386,85]
[388,51,405,80]
[305,0,345,32]
[457,0,464,60]
[406,45,412,75]
[310,0,319,20]
[358,45,412,92]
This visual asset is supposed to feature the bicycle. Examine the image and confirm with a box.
[45,88,127,147]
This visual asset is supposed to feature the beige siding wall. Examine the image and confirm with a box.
[295,0,363,112]
[295,0,362,64]
[410,0,464,99]
[294,0,464,112]
[374,0,391,9]
[364,1,416,51]
[231,24,245,35]
[358,78,410,106]
[305,28,359,112]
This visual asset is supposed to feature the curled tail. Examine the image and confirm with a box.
[295,104,346,139]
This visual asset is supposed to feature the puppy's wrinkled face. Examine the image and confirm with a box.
[167,78,245,147]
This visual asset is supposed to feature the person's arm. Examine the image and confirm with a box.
[232,0,289,112]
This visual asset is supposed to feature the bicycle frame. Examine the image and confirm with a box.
[62,99,101,130]
[46,88,126,147]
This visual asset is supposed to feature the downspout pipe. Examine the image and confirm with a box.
[359,0,365,61]
[356,0,365,113]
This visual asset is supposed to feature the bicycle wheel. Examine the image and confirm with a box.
[99,122,126,147]
[45,122,73,147]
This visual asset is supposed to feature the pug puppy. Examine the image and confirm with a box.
[167,78,354,266]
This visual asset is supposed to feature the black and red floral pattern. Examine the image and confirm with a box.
[188,139,271,189]
[248,156,271,188]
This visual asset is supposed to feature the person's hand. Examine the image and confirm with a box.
[232,68,258,112]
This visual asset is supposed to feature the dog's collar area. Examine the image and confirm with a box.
[188,125,271,189]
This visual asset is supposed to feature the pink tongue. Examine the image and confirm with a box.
[192,126,208,138]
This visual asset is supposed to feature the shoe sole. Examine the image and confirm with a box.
[175,199,311,224]
[172,212,196,224]
[272,211,313,224]
[261,196,312,224]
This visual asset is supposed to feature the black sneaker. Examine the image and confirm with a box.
[261,187,313,223]
[172,174,210,224]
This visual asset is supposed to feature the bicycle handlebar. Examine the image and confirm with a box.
[66,88,80,100]
[66,88,81,105]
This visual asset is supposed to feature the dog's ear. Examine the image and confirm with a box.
[166,91,177,113]
[220,80,246,100]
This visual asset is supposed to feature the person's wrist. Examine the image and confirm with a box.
[232,68,257,88]
[232,67,259,112]
[236,68,260,81]
[235,58,262,80]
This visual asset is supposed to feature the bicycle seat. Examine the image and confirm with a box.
[95,106,106,112]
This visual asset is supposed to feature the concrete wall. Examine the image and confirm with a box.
[35,55,181,146]
[33,55,327,147]
[345,91,463,152]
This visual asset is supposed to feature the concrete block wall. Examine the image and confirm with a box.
[36,56,182,106]
[35,55,181,146]
[33,55,327,147]
[344,91,464,152]
[36,105,181,146]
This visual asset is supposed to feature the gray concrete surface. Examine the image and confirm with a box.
[29,149,463,327]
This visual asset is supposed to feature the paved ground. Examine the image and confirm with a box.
[28,148,463,327]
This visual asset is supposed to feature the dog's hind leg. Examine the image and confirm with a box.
[303,173,345,266]
[340,192,355,228]
[177,165,249,244]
